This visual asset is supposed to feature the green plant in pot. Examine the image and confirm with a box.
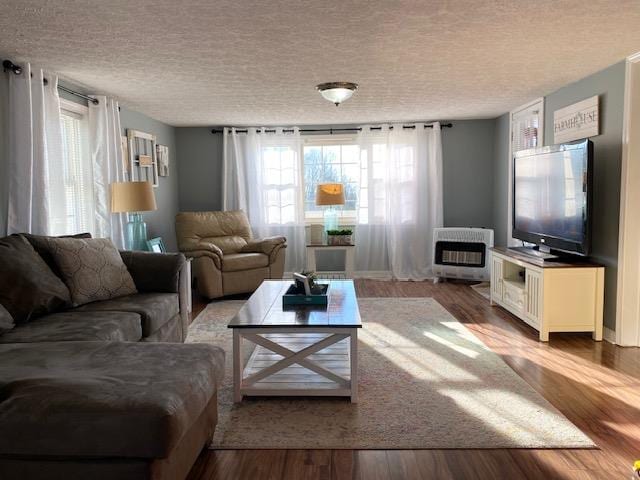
[327,229,353,246]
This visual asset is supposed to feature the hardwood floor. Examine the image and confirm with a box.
[187,280,640,480]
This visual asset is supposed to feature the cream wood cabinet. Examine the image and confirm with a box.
[489,248,604,342]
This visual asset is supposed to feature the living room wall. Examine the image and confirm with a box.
[0,76,180,251]
[176,120,497,230]
[492,61,626,330]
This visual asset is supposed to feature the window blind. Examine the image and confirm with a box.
[48,110,94,236]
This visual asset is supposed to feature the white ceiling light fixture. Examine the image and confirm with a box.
[316,82,358,106]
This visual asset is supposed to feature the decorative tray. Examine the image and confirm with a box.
[282,283,329,307]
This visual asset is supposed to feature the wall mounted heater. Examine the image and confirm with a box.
[432,227,494,282]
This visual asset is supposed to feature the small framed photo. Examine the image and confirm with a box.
[157,144,169,177]
[146,237,166,253]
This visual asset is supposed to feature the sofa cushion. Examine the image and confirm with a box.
[222,252,269,272]
[0,311,142,343]
[74,293,179,337]
[0,235,71,323]
[43,237,137,306]
[0,303,14,335]
[0,341,225,458]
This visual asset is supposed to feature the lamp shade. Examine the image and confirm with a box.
[111,181,157,213]
[316,183,345,206]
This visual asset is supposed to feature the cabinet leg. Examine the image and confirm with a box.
[539,330,549,342]
[592,328,603,342]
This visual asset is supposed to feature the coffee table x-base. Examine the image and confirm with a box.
[228,280,361,403]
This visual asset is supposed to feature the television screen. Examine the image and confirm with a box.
[513,140,592,255]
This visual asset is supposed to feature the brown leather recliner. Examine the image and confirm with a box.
[175,210,287,299]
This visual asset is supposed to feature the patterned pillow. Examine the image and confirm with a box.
[45,237,138,306]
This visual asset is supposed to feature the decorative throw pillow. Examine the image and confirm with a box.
[45,237,138,306]
[0,235,72,323]
[23,232,92,278]
[0,303,15,335]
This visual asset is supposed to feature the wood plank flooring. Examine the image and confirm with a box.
[187,280,640,480]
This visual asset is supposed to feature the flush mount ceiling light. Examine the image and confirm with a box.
[316,82,358,106]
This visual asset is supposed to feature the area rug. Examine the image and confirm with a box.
[187,298,594,449]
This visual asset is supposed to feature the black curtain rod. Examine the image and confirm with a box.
[3,59,99,105]
[211,123,452,134]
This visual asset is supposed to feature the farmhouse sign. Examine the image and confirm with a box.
[553,95,599,143]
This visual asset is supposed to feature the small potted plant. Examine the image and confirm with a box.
[327,229,353,246]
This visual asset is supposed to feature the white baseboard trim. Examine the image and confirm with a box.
[604,327,616,345]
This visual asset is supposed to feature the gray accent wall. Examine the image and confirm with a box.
[176,127,223,212]
[543,61,625,330]
[118,107,180,251]
[441,120,495,229]
[177,121,498,230]
[491,61,626,330]
[492,113,510,247]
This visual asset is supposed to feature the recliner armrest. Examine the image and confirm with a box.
[119,251,186,293]
[180,242,224,269]
[240,236,287,263]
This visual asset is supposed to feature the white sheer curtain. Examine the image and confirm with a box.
[355,123,443,280]
[88,96,126,248]
[7,64,63,235]
[223,127,306,272]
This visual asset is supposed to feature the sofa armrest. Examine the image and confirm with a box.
[180,242,224,269]
[119,251,186,293]
[240,236,287,262]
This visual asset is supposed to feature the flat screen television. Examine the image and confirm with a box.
[512,139,593,257]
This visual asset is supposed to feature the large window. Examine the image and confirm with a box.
[48,100,94,236]
[303,136,362,223]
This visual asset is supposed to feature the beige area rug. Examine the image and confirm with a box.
[187,298,594,449]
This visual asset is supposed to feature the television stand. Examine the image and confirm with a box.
[489,247,604,342]
[508,246,559,261]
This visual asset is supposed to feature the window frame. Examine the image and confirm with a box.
[302,134,360,225]
[54,98,95,236]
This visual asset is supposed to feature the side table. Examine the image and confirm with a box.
[305,244,355,278]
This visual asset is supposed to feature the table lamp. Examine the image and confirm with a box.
[316,183,345,233]
[111,181,157,250]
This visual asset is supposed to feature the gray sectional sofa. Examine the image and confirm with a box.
[0,234,225,480]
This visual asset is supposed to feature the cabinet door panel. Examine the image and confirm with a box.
[525,269,542,327]
[491,256,503,301]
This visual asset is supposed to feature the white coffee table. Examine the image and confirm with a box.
[228,280,361,403]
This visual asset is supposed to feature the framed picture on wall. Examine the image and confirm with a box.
[157,144,169,177]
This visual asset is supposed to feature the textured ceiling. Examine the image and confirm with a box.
[1,1,639,126]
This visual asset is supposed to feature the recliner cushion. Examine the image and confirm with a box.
[74,293,179,337]
[0,341,225,458]
[0,311,142,343]
[222,252,269,272]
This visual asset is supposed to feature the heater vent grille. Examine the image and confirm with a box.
[432,228,494,281]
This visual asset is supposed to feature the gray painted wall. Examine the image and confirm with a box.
[492,113,510,246]
[118,107,179,251]
[0,76,180,251]
[441,120,495,229]
[176,127,223,212]
[491,61,626,329]
[543,61,625,330]
[177,121,498,229]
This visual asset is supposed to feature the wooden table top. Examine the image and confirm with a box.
[228,280,362,328]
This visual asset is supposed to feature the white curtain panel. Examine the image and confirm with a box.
[88,96,126,248]
[7,64,63,235]
[223,127,306,272]
[355,123,443,280]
